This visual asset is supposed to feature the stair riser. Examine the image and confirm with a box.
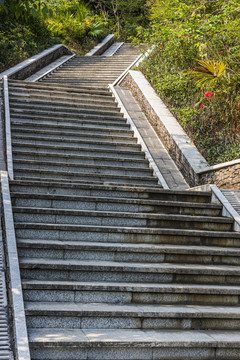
[10,112,125,122]
[12,138,141,151]
[14,172,157,186]
[12,198,221,216]
[23,288,240,306]
[40,79,114,84]
[10,185,154,198]
[11,118,129,129]
[10,102,121,113]
[13,155,149,169]
[19,268,240,285]
[12,132,137,143]
[10,184,211,203]
[9,84,112,95]
[9,93,117,106]
[12,128,134,139]
[14,165,156,179]
[11,107,123,118]
[26,314,240,331]
[12,146,145,159]
[18,247,240,266]
[13,213,232,231]
[15,228,239,248]
[28,346,218,360]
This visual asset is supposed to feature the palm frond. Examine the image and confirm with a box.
[187,58,226,89]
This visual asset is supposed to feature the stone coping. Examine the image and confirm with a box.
[189,184,240,232]
[85,34,114,56]
[109,84,169,190]
[26,54,75,82]
[1,171,31,360]
[0,44,73,80]
[102,42,124,56]
[198,158,240,174]
[112,55,143,87]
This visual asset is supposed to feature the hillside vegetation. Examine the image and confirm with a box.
[134,0,240,165]
[0,0,147,73]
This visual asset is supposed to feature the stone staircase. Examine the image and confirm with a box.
[7,44,240,359]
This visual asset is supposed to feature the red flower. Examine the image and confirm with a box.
[212,119,215,121]
[200,104,204,108]
[234,129,236,131]
[160,44,163,47]
[205,92,214,98]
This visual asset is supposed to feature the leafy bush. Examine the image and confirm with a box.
[0,0,108,72]
[136,0,240,165]
[88,0,149,39]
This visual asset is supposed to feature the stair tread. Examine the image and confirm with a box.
[10,192,221,208]
[10,179,211,196]
[28,327,240,346]
[24,301,240,317]
[13,150,148,164]
[13,159,151,172]
[13,206,232,223]
[19,257,240,274]
[21,279,240,294]
[17,239,240,256]
[15,222,240,238]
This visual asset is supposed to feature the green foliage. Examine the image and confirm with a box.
[0,0,108,72]
[136,0,240,165]
[187,59,227,89]
[88,0,149,39]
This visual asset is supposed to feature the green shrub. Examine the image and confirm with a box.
[136,0,240,165]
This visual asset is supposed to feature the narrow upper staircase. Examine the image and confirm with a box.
[8,43,240,359]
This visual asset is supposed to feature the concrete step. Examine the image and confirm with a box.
[12,143,145,159]
[17,240,240,266]
[38,80,114,88]
[28,328,240,360]
[25,302,240,331]
[13,159,154,178]
[9,91,117,107]
[11,122,132,137]
[12,136,142,151]
[19,257,240,284]
[22,279,240,306]
[10,180,210,203]
[9,80,112,96]
[15,223,240,248]
[52,70,129,76]
[11,193,222,216]
[68,56,138,62]
[12,130,137,144]
[10,97,120,111]
[10,103,123,118]
[10,110,127,123]
[11,117,129,129]
[115,43,141,56]
[40,78,114,84]
[13,169,158,187]
[13,208,233,231]
[12,151,149,169]
[10,97,120,112]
